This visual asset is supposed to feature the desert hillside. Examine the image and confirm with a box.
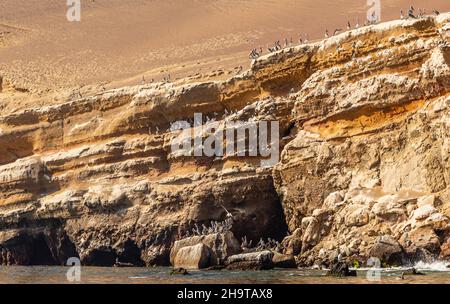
[1,1,449,102]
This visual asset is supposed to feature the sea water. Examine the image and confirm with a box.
[1,262,450,284]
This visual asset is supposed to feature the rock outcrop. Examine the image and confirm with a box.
[173,243,212,270]
[273,14,450,267]
[226,250,274,270]
[0,14,449,267]
[170,232,241,267]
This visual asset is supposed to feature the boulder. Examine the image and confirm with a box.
[326,261,357,277]
[173,243,212,269]
[281,228,302,255]
[170,268,189,275]
[413,205,438,221]
[368,235,404,266]
[344,205,370,227]
[170,232,241,266]
[440,238,450,259]
[226,250,274,270]
[400,227,441,262]
[272,252,296,268]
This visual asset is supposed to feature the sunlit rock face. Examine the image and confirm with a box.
[273,14,450,266]
[0,14,449,266]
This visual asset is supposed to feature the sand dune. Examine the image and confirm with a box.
[0,0,448,93]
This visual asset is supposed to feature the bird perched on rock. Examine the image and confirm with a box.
[418,9,424,18]
[192,223,201,235]
[347,21,351,30]
[218,203,233,219]
[408,8,416,19]
[400,10,405,20]
[256,238,266,250]
[433,9,440,16]
[333,28,342,36]
[324,29,329,38]
[201,224,208,235]
[304,33,309,43]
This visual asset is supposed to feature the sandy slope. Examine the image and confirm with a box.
[0,0,448,98]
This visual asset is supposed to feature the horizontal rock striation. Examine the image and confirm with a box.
[0,14,449,266]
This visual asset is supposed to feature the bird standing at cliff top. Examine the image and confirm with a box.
[433,9,440,16]
[418,9,424,18]
[355,17,360,29]
[218,203,233,219]
[400,10,405,20]
[408,8,416,19]
[347,21,351,30]
[324,29,329,38]
[333,29,342,36]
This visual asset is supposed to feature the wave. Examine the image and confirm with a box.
[414,261,450,272]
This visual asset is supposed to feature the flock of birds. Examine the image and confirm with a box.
[248,6,442,60]
[180,203,286,253]
[181,219,285,253]
[241,236,285,253]
[149,104,251,135]
[183,218,235,238]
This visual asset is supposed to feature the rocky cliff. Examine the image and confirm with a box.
[0,14,449,267]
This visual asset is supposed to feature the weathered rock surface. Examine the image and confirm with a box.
[170,232,241,266]
[273,14,450,267]
[0,14,449,266]
[272,252,296,268]
[173,243,212,269]
[326,261,357,277]
[226,250,274,270]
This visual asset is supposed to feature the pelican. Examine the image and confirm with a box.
[347,21,351,30]
[218,203,233,218]
[408,8,416,19]
[371,11,377,23]
[400,10,404,20]
[325,29,329,38]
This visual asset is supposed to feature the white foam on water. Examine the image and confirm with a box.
[128,276,149,279]
[414,261,450,272]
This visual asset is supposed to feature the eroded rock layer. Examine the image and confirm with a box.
[0,14,449,266]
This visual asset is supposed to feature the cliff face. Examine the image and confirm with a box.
[0,14,449,266]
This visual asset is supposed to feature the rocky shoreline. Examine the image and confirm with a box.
[0,14,449,269]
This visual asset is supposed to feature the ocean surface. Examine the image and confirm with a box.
[1,262,450,284]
